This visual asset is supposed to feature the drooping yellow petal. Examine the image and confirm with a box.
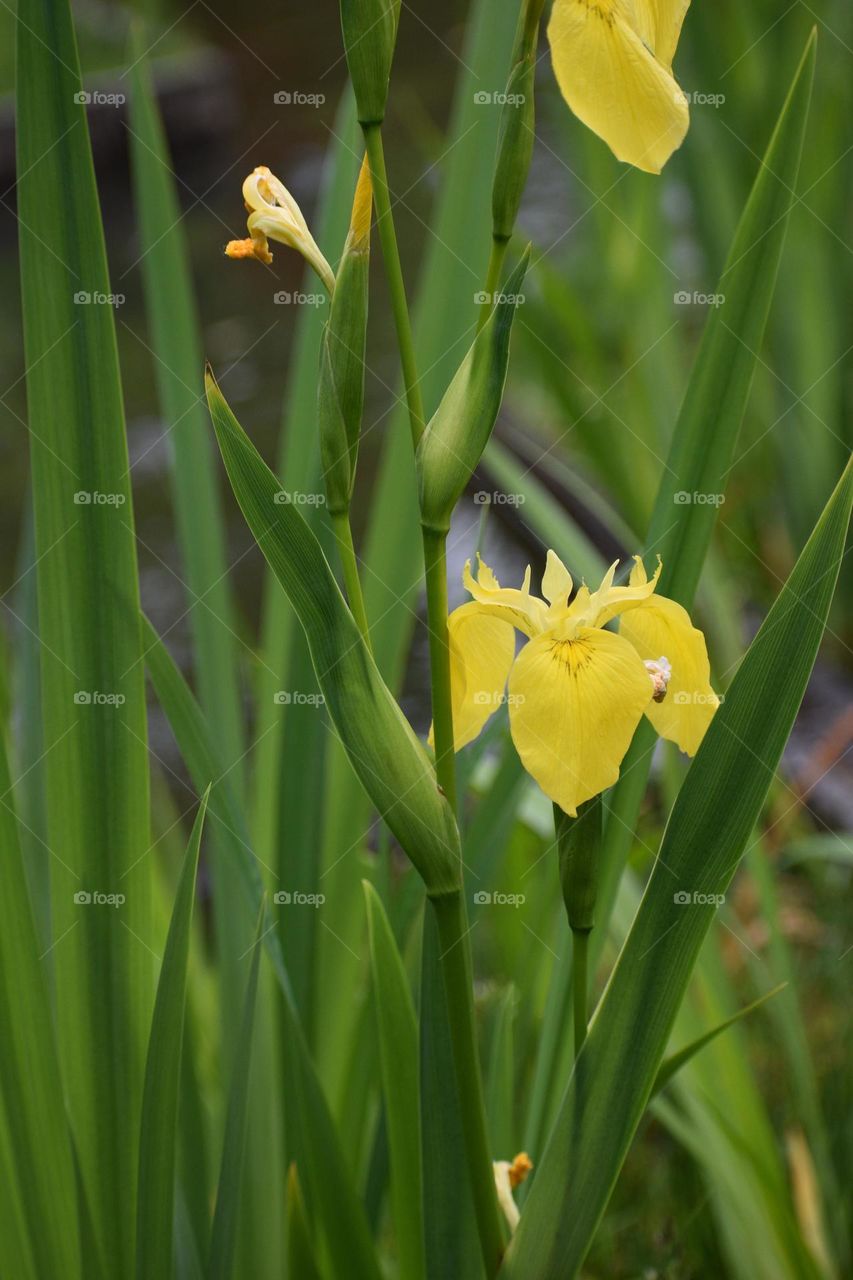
[507,624,652,816]
[226,166,335,292]
[462,557,550,637]
[646,0,691,69]
[429,603,516,752]
[619,591,718,755]
[547,0,690,174]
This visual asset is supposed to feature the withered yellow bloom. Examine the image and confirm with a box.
[225,166,335,293]
[441,550,717,815]
[548,0,691,173]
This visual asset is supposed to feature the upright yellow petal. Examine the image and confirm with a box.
[432,603,516,752]
[547,0,690,174]
[619,593,718,755]
[507,624,652,815]
[462,557,550,637]
[541,549,574,614]
[566,555,662,629]
[646,0,691,69]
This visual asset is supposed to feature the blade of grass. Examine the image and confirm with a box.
[136,789,209,1280]
[504,456,852,1278]
[0,731,80,1278]
[17,0,154,1267]
[363,881,425,1280]
[207,902,265,1280]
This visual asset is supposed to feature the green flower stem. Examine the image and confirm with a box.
[362,122,425,450]
[331,510,372,653]
[422,527,457,812]
[477,236,509,333]
[431,889,506,1278]
[572,928,589,1057]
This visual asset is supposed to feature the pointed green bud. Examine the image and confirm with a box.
[554,796,601,934]
[319,156,372,516]
[491,0,544,242]
[416,248,530,534]
[339,0,401,125]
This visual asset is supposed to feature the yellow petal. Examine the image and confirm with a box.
[547,0,690,174]
[646,0,691,69]
[507,624,652,815]
[430,603,516,752]
[462,556,550,637]
[541,548,574,613]
[619,592,718,754]
[568,556,662,629]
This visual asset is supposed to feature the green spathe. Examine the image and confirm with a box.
[340,0,401,124]
[417,248,530,534]
[206,372,460,898]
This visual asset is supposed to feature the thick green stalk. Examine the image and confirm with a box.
[572,930,589,1057]
[477,238,509,333]
[422,528,457,811]
[362,122,425,449]
[431,890,506,1277]
[331,510,372,652]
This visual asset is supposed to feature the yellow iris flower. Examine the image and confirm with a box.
[548,0,691,174]
[443,550,717,815]
[225,166,335,294]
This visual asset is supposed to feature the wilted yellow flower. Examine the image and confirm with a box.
[493,1152,533,1232]
[225,166,335,293]
[440,550,717,815]
[547,0,691,173]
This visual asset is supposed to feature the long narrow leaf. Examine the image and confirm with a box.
[136,790,209,1280]
[17,0,154,1267]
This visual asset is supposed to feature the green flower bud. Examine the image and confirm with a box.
[554,796,601,934]
[417,248,530,535]
[339,0,401,125]
[319,157,372,516]
[491,0,544,242]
